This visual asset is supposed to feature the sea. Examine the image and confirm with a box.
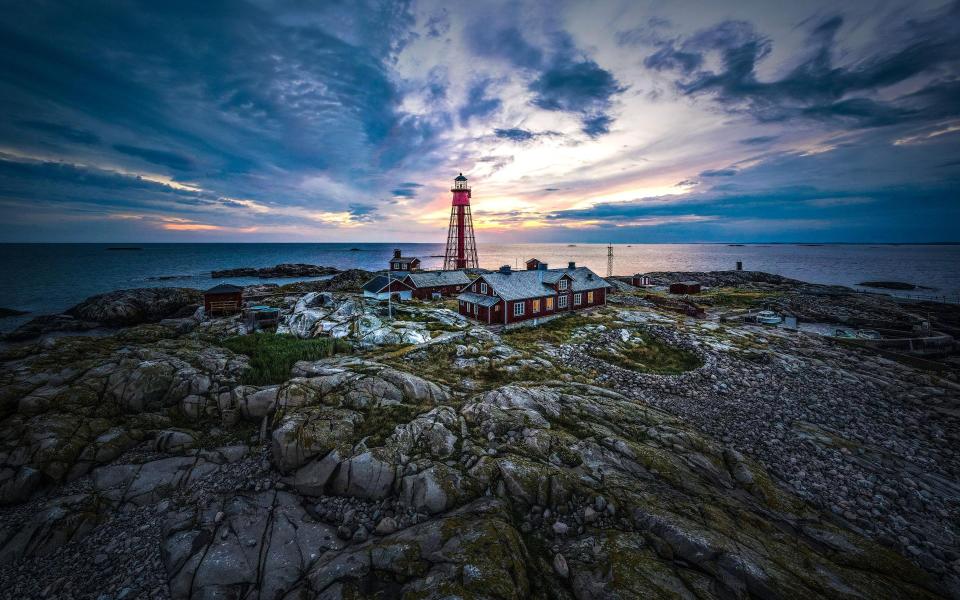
[1,243,958,332]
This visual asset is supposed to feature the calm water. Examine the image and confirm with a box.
[0,243,957,330]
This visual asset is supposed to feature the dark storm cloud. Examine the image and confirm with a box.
[465,25,625,137]
[16,121,100,145]
[0,0,436,207]
[492,128,562,142]
[391,182,423,198]
[466,26,544,70]
[113,144,194,171]
[494,128,536,142]
[699,168,737,177]
[739,135,777,145]
[458,78,503,124]
[645,4,960,128]
[348,203,380,222]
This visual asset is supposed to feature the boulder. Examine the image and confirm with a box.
[66,287,202,326]
[162,491,342,600]
[270,407,362,472]
[153,429,198,454]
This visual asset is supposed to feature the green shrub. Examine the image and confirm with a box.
[222,333,351,385]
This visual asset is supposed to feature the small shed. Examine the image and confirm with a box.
[631,274,651,287]
[388,249,421,272]
[525,258,545,270]
[204,283,243,315]
[362,275,414,301]
[669,281,701,295]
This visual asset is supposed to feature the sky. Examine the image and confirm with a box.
[0,0,958,243]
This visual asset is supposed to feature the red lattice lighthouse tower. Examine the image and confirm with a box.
[443,173,479,270]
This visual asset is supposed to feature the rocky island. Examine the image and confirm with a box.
[0,271,957,599]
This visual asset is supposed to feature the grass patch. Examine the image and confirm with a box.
[222,333,351,385]
[591,333,702,374]
[502,312,609,349]
[695,288,781,308]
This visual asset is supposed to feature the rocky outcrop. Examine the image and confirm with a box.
[66,287,202,326]
[0,276,957,599]
[211,263,338,278]
[277,292,438,345]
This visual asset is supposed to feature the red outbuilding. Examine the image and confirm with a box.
[669,281,702,295]
[204,283,244,315]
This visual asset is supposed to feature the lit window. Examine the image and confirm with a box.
[559,279,568,290]
[558,295,568,308]
[546,297,554,310]
[513,302,525,316]
[574,293,582,305]
[587,291,594,303]
[532,299,540,313]
[480,283,487,294]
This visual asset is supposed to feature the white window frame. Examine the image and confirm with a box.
[480,282,487,294]
[574,293,582,306]
[558,279,568,290]
[558,295,568,308]
[513,302,525,317]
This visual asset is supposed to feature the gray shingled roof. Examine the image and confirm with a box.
[472,267,610,301]
[457,292,500,307]
[205,283,244,294]
[362,275,413,293]
[390,256,419,264]
[403,270,471,288]
[566,267,613,292]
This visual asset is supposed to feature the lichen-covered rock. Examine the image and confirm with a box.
[289,498,530,599]
[270,407,362,472]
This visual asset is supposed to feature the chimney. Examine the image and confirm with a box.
[393,249,402,259]
[568,261,576,270]
[537,262,548,271]
[499,265,512,274]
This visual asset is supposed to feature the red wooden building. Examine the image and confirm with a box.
[457,262,610,325]
[669,281,702,294]
[203,283,244,315]
[388,249,421,272]
[401,270,471,300]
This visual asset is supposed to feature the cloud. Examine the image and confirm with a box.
[805,196,876,207]
[493,127,561,142]
[113,144,194,171]
[699,168,737,177]
[16,120,100,145]
[391,181,423,198]
[740,135,777,145]
[458,78,502,124]
[645,5,960,128]
[465,24,625,136]
[347,203,380,222]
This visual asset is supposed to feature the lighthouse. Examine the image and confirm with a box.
[442,173,479,270]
